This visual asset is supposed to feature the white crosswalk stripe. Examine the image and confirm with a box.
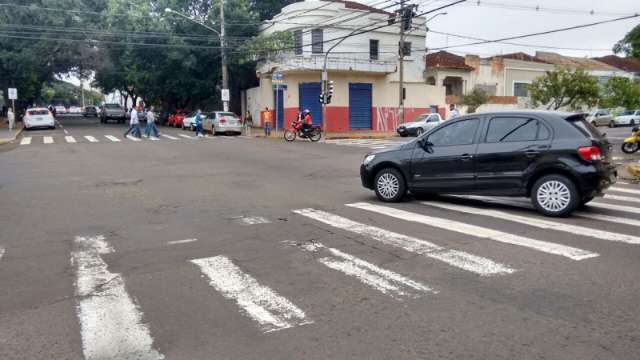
[126,135,141,142]
[179,134,196,139]
[293,208,515,276]
[603,194,640,204]
[65,136,77,143]
[574,212,640,228]
[191,255,311,333]
[43,136,54,144]
[588,201,640,215]
[161,134,179,140]
[0,247,4,261]
[20,137,31,145]
[284,240,435,299]
[609,187,640,195]
[422,201,640,245]
[347,202,598,261]
[324,138,409,149]
[84,135,99,143]
[72,235,164,360]
[105,135,121,142]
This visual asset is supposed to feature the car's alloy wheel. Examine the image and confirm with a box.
[531,175,578,217]
[374,168,406,202]
[631,120,635,126]
[609,121,615,128]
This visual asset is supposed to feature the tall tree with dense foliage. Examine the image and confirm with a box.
[614,24,640,58]
[601,77,640,109]
[529,68,600,110]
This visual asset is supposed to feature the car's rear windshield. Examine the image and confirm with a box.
[104,104,121,109]
[565,113,603,139]
[28,110,49,116]
[621,110,635,115]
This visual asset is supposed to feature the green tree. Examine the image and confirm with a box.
[250,0,301,21]
[614,24,640,58]
[459,87,489,113]
[601,77,640,109]
[529,67,600,110]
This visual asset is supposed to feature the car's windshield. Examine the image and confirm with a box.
[412,115,429,122]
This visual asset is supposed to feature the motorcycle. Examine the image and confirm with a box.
[284,120,322,142]
[621,126,640,154]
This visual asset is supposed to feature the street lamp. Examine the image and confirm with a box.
[164,6,230,112]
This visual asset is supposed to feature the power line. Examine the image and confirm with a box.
[429,14,640,51]
[419,0,639,17]
[427,29,613,52]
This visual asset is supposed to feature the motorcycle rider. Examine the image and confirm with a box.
[302,109,312,133]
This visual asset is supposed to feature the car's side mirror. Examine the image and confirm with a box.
[420,139,434,153]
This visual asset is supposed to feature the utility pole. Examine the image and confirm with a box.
[398,0,406,125]
[81,79,85,108]
[220,0,229,112]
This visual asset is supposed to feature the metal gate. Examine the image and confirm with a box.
[349,83,372,129]
[298,82,322,125]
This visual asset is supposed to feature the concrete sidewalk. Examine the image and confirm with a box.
[0,120,23,145]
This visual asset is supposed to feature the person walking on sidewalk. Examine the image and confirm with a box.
[144,106,160,139]
[194,109,204,137]
[124,106,141,138]
[244,111,253,136]
[7,108,15,130]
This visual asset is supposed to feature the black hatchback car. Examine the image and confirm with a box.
[360,111,617,217]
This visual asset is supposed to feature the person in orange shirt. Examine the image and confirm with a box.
[263,107,273,136]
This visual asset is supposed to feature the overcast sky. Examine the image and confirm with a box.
[409,0,639,58]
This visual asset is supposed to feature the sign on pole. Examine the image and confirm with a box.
[221,89,230,102]
[8,88,17,100]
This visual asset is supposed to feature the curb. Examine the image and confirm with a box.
[0,126,24,145]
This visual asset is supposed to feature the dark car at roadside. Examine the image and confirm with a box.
[83,106,98,117]
[360,111,616,217]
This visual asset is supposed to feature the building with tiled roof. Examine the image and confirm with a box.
[592,55,640,78]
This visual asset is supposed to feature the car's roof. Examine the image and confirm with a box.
[456,110,584,119]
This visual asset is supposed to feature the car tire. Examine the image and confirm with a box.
[591,121,597,127]
[399,134,408,137]
[416,128,424,137]
[374,168,406,202]
[609,120,616,128]
[531,174,579,217]
[630,120,635,126]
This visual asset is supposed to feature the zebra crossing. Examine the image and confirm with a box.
[3,184,639,359]
[18,133,250,146]
[323,138,411,149]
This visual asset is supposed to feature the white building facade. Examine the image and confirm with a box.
[246,0,445,132]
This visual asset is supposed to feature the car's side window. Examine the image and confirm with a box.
[537,122,551,140]
[428,119,479,146]
[486,117,540,143]
[427,115,439,123]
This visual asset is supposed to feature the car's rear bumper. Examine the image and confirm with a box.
[215,125,243,133]
[575,163,617,197]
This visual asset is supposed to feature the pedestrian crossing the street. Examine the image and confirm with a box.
[7,182,637,358]
[323,138,411,150]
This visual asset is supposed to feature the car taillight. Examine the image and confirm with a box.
[220,119,226,124]
[577,146,602,161]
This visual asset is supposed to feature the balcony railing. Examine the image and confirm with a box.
[258,53,397,74]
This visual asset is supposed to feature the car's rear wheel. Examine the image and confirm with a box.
[416,128,424,137]
[609,120,616,128]
[630,120,635,126]
[374,168,406,202]
[531,174,579,217]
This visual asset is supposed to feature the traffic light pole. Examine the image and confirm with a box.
[398,0,406,125]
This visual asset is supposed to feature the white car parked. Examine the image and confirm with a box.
[204,111,242,135]
[613,110,640,127]
[23,108,55,130]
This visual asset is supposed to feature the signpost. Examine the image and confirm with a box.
[8,88,17,132]
[221,89,230,103]
[271,73,285,135]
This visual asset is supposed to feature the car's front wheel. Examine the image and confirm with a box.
[416,128,424,137]
[531,174,579,217]
[374,168,406,202]
[609,120,616,128]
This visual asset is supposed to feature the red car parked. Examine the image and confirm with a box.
[167,110,188,127]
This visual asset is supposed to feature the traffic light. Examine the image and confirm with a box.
[326,81,334,104]
[401,7,415,31]
[319,92,325,104]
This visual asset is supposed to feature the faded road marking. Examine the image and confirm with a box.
[610,187,640,196]
[167,238,198,245]
[126,135,141,142]
[179,134,195,140]
[72,235,164,360]
[105,135,121,142]
[285,241,435,299]
[235,216,271,225]
[293,208,514,276]
[65,136,77,143]
[348,202,598,261]
[43,136,54,144]
[84,135,99,143]
[20,137,31,145]
[191,256,311,333]
[161,134,179,140]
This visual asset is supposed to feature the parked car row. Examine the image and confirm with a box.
[587,109,640,128]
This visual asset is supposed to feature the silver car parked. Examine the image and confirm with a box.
[204,111,243,135]
[586,109,615,127]
[396,113,442,137]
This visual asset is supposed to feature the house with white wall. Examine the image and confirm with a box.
[245,0,445,132]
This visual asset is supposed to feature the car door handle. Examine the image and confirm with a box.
[460,154,473,161]
[525,150,540,157]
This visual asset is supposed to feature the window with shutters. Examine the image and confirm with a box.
[312,29,323,54]
[369,39,379,60]
[293,30,303,55]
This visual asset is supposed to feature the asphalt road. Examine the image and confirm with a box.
[1,116,639,360]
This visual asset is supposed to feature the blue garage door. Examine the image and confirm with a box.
[349,83,372,129]
[273,89,284,129]
[298,82,322,125]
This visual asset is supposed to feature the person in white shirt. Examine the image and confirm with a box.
[144,106,160,139]
[447,104,460,120]
[124,106,141,138]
